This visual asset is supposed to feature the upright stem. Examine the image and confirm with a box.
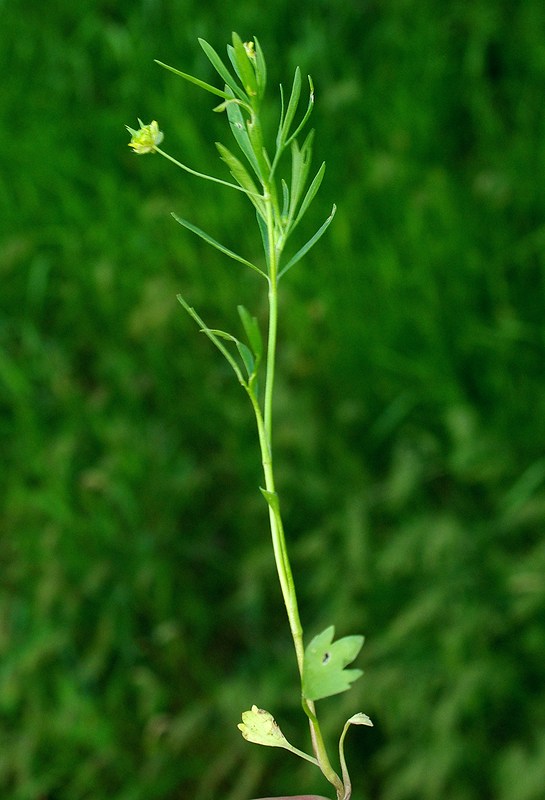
[264,196,278,447]
[257,193,305,669]
[248,186,344,799]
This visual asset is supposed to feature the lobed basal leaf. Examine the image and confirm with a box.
[302,626,364,702]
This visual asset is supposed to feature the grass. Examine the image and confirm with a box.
[1,1,545,799]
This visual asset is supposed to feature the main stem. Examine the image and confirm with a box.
[250,189,344,799]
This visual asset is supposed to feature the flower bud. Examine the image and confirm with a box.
[126,119,164,154]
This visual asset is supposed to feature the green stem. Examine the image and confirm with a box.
[264,197,277,446]
[248,180,343,800]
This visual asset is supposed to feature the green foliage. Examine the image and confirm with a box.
[303,627,364,702]
[1,1,545,799]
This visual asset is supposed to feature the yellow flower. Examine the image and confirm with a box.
[126,119,164,154]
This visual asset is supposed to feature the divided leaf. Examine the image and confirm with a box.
[303,626,364,702]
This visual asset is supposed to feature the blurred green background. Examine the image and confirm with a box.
[1,0,545,798]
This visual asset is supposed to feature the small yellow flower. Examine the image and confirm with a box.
[243,41,256,59]
[126,119,164,154]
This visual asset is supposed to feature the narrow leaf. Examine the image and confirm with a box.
[275,82,286,149]
[246,115,268,177]
[171,213,267,278]
[285,75,315,148]
[256,210,270,266]
[286,130,314,227]
[238,305,263,359]
[231,33,258,100]
[198,38,247,101]
[288,139,304,219]
[226,93,262,179]
[236,341,255,378]
[216,141,259,194]
[176,295,245,385]
[281,179,290,220]
[254,37,267,101]
[294,161,326,227]
[303,625,364,702]
[204,329,255,379]
[154,60,230,100]
[215,142,265,216]
[279,67,302,147]
[279,204,337,278]
[206,328,239,342]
